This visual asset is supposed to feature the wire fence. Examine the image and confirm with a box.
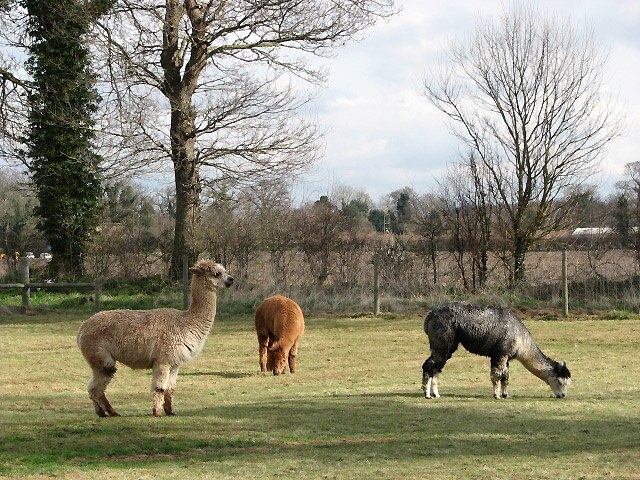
[2,246,639,313]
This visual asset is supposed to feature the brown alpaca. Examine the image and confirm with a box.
[255,295,304,375]
[77,260,233,417]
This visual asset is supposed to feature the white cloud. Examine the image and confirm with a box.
[297,0,640,204]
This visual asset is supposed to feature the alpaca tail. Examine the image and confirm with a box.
[423,310,435,335]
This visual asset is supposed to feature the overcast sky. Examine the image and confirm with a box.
[294,0,640,204]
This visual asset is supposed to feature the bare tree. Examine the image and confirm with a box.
[0,168,43,267]
[295,196,344,285]
[436,163,485,290]
[437,158,494,291]
[423,5,624,285]
[0,5,30,164]
[91,0,396,278]
[250,179,297,287]
[412,193,444,285]
[614,161,640,263]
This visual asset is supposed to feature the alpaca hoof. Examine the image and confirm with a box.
[153,409,163,417]
[501,393,509,399]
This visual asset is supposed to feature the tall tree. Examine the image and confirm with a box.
[22,0,113,275]
[613,192,632,246]
[93,0,395,279]
[423,5,623,285]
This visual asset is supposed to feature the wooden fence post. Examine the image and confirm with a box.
[562,249,569,317]
[373,255,380,316]
[19,258,30,311]
[182,255,189,311]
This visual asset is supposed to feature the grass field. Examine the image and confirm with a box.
[1,307,639,479]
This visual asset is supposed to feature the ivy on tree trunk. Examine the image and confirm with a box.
[22,0,111,275]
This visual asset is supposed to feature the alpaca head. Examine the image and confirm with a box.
[547,360,572,398]
[189,260,234,290]
[268,341,288,375]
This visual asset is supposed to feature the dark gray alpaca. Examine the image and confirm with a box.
[421,302,571,399]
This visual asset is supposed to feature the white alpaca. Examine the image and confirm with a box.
[77,260,233,417]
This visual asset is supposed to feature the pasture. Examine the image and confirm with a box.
[0,309,639,479]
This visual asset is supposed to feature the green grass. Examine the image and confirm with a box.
[0,308,639,479]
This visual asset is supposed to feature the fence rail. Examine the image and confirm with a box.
[0,259,101,311]
[2,250,640,314]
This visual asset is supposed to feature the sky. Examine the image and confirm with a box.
[294,0,640,204]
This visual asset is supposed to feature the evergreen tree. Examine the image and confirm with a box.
[22,0,111,275]
[395,192,411,234]
[368,209,389,233]
[614,193,632,247]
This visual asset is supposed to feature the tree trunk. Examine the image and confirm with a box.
[169,101,201,280]
[512,235,528,286]
[430,240,438,285]
[171,162,200,279]
[479,249,488,287]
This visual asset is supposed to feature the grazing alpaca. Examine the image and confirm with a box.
[77,260,233,417]
[421,302,571,399]
[254,295,304,375]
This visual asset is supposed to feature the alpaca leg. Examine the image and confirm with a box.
[422,354,446,399]
[151,364,170,417]
[163,365,180,416]
[87,365,119,417]
[88,375,108,417]
[491,356,509,399]
[266,348,276,372]
[500,361,510,398]
[423,374,433,398]
[258,335,270,372]
[288,339,300,373]
[431,374,440,398]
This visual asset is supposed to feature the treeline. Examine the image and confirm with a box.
[3,167,640,293]
[1,4,626,292]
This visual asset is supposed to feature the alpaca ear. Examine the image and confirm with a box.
[189,266,204,275]
[557,360,571,378]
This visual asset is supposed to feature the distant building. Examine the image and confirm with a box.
[571,227,638,236]
[572,227,613,236]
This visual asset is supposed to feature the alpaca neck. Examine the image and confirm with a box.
[186,281,218,324]
[517,345,556,383]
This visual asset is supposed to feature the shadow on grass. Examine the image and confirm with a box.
[181,370,253,379]
[1,392,638,476]
[0,310,90,325]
